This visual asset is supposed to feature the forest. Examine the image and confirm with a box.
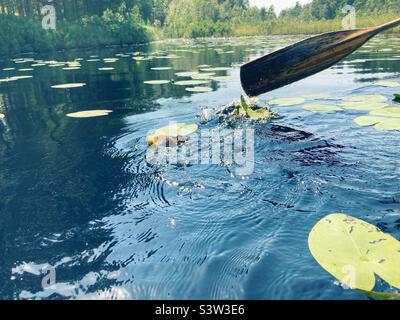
[0,0,399,56]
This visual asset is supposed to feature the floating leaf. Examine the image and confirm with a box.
[147,123,198,146]
[354,116,387,127]
[348,94,388,103]
[185,87,213,92]
[240,96,272,120]
[66,110,113,118]
[370,108,400,118]
[174,80,210,86]
[191,73,215,80]
[144,80,170,85]
[374,81,400,88]
[269,97,305,107]
[200,67,230,72]
[308,213,400,291]
[0,113,4,120]
[18,68,34,72]
[62,67,80,70]
[340,101,389,110]
[87,59,100,62]
[2,68,15,71]
[51,83,86,89]
[197,64,211,68]
[98,67,115,71]
[303,104,342,113]
[175,71,199,77]
[374,118,400,131]
[151,67,172,71]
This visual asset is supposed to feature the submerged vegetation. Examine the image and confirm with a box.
[0,0,399,56]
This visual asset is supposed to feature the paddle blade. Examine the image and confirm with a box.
[240,29,375,97]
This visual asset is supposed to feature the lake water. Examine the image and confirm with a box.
[0,35,399,300]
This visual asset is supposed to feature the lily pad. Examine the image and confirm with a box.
[62,67,80,70]
[269,97,306,107]
[175,71,200,77]
[374,118,400,131]
[303,104,342,113]
[348,94,388,103]
[174,80,210,86]
[98,67,115,71]
[2,68,15,71]
[370,108,400,118]
[147,123,198,146]
[354,116,388,126]
[308,213,400,291]
[51,83,86,89]
[66,110,113,118]
[340,101,389,110]
[0,113,5,120]
[191,73,215,80]
[374,81,400,88]
[185,87,213,92]
[144,80,170,85]
[151,67,172,71]
[200,67,230,72]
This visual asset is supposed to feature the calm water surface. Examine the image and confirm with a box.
[0,35,399,300]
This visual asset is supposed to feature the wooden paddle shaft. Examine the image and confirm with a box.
[240,17,400,97]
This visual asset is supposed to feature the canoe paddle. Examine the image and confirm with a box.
[240,17,400,97]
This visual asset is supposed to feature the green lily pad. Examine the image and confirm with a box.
[348,94,388,103]
[240,96,272,120]
[51,83,86,89]
[200,67,230,72]
[374,118,400,131]
[151,67,172,71]
[175,71,200,77]
[66,110,113,118]
[174,80,210,86]
[308,213,400,291]
[370,108,400,118]
[98,67,115,71]
[185,87,213,92]
[303,104,342,113]
[147,123,198,146]
[354,116,388,127]
[340,102,389,110]
[191,73,215,80]
[374,81,400,88]
[144,80,170,85]
[269,97,306,107]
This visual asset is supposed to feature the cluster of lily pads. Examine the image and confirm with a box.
[267,81,400,131]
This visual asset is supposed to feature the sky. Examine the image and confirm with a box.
[249,0,312,14]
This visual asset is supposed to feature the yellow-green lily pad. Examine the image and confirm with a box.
[151,67,172,71]
[269,97,306,107]
[374,81,400,88]
[185,87,213,92]
[354,116,388,126]
[51,83,86,89]
[66,110,113,118]
[147,123,198,146]
[144,80,170,85]
[308,213,400,291]
[348,94,388,103]
[175,71,200,77]
[370,108,400,118]
[374,118,400,131]
[303,104,342,113]
[211,76,236,82]
[174,80,210,86]
[340,101,389,110]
